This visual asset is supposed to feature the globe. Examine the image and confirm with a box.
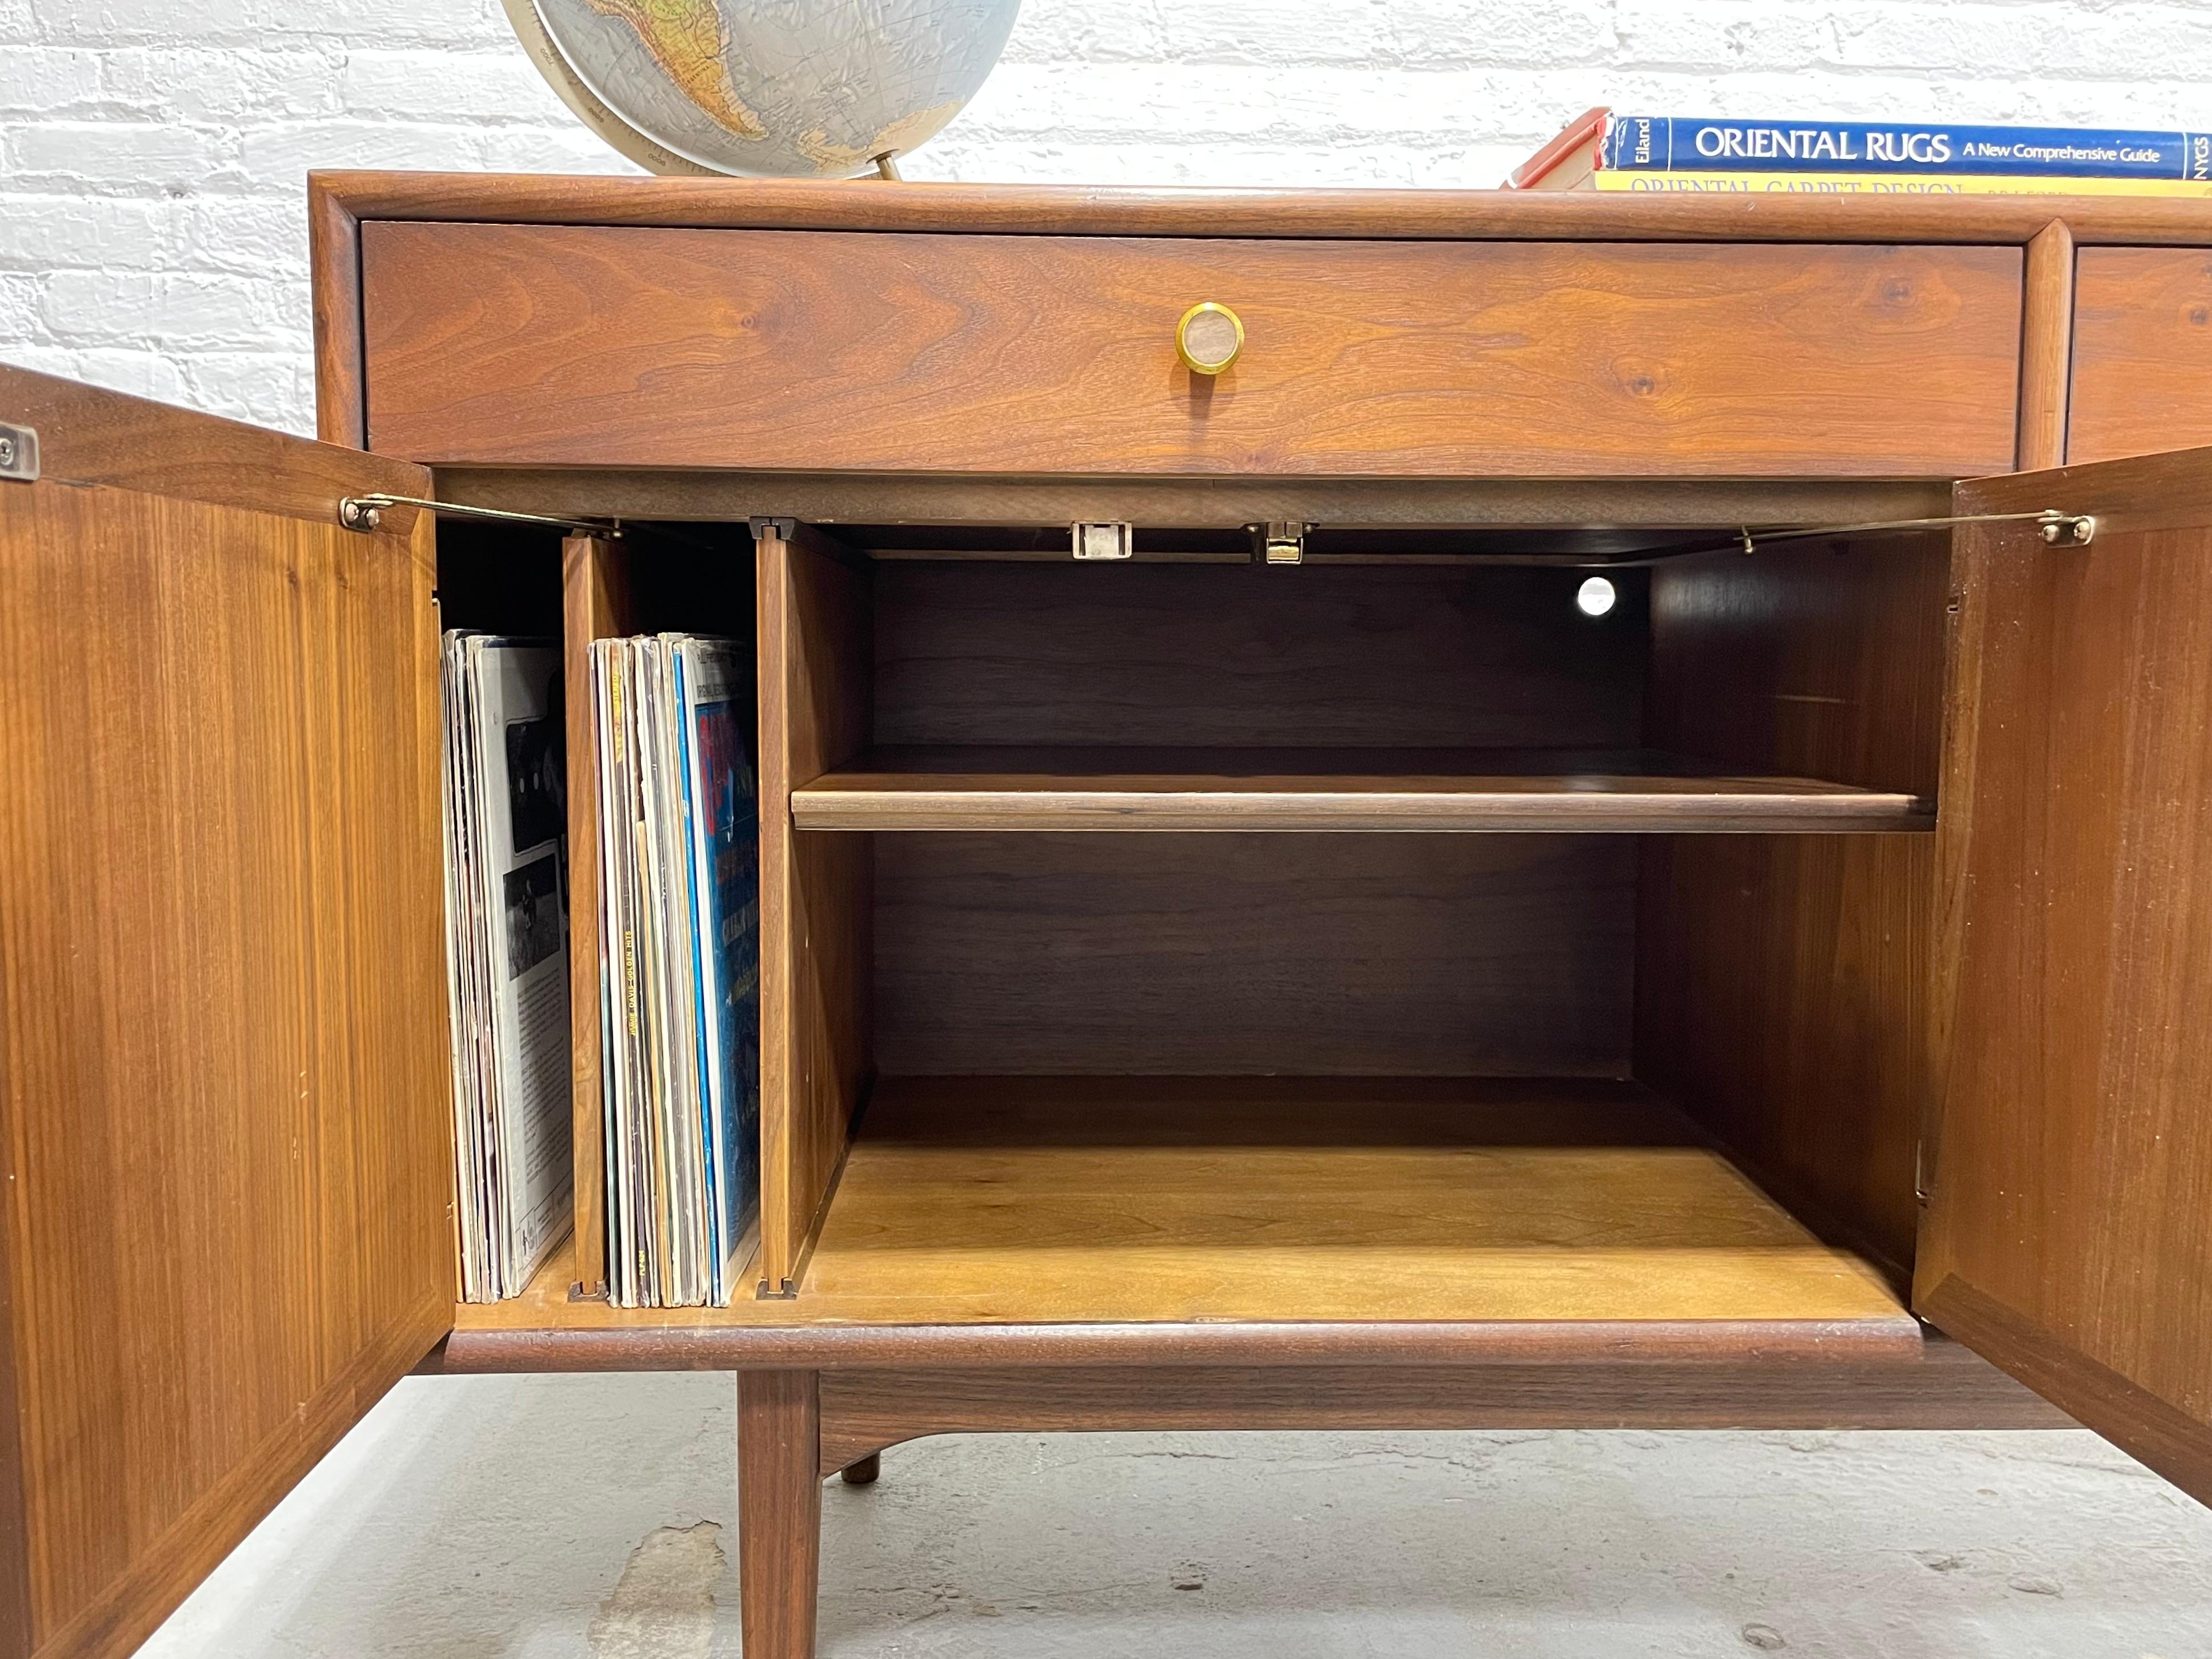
[505,0,1023,179]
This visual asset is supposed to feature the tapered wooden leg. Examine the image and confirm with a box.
[837,1452,880,1486]
[739,1369,821,1659]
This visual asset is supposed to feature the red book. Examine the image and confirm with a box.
[1503,106,1610,190]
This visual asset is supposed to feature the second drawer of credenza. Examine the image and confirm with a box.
[360,222,2023,478]
[2070,247,2212,464]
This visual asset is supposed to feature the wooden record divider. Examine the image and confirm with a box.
[562,532,632,1297]
[755,523,875,1296]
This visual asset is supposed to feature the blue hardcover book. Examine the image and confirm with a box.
[1598,115,2212,179]
[671,637,760,1308]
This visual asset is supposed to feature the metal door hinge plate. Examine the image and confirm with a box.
[1073,521,1133,561]
[0,421,38,483]
[1261,520,1307,564]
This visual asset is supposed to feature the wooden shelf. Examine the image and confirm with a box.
[454,1077,1917,1361]
[791,747,1933,833]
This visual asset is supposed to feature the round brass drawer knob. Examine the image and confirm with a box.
[1176,301,1244,375]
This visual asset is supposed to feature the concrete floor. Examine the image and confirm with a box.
[138,1372,2212,1658]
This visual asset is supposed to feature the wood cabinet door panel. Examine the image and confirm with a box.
[0,367,452,1658]
[1922,444,2212,1502]
[359,223,2023,479]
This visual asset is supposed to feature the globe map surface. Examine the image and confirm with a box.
[531,0,1023,178]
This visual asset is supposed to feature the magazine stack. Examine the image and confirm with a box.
[591,634,762,1308]
[439,633,576,1303]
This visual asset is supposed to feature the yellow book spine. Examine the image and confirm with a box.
[1592,171,2212,197]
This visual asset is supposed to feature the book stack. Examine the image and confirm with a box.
[591,633,762,1308]
[440,633,576,1303]
[1509,108,2212,197]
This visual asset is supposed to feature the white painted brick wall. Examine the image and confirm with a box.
[2,0,2206,436]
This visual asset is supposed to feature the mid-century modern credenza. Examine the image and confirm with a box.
[7,176,2212,1657]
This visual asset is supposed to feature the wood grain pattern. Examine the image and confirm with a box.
[1641,536,1947,799]
[359,224,2023,478]
[312,168,2212,245]
[307,175,366,447]
[1638,534,1950,1279]
[2069,247,2212,463]
[561,533,631,1298]
[795,745,1931,833]
[0,362,423,525]
[876,834,1635,1077]
[428,468,1955,536]
[440,1078,1915,1363]
[442,1305,1921,1371]
[737,1371,819,1659]
[865,568,1646,1071]
[0,1247,25,1659]
[2018,220,2075,470]
[815,1342,2071,1471]
[0,416,451,1654]
[1638,837,1933,1280]
[756,527,873,1293]
[1919,447,2212,1506]
[795,1077,1913,1338]
[1637,533,1946,1274]
[875,560,1645,750]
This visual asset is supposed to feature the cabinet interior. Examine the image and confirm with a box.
[442,510,1946,1349]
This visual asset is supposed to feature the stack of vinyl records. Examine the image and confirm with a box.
[592,634,762,1308]
[439,632,576,1302]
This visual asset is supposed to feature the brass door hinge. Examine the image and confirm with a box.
[0,420,38,483]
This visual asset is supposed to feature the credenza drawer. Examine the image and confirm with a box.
[360,223,2022,478]
[2071,249,2212,464]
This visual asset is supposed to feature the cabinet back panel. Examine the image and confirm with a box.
[435,521,566,635]
[873,561,1647,750]
[876,833,1635,1077]
[869,560,1643,1077]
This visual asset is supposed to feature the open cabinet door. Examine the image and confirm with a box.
[0,367,454,1658]
[1921,444,2212,1502]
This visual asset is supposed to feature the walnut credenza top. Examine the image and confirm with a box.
[308,174,2212,481]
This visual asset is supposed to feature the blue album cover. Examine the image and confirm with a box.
[674,640,760,1305]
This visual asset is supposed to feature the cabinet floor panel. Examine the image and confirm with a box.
[791,747,1933,833]
[454,1077,1915,1359]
